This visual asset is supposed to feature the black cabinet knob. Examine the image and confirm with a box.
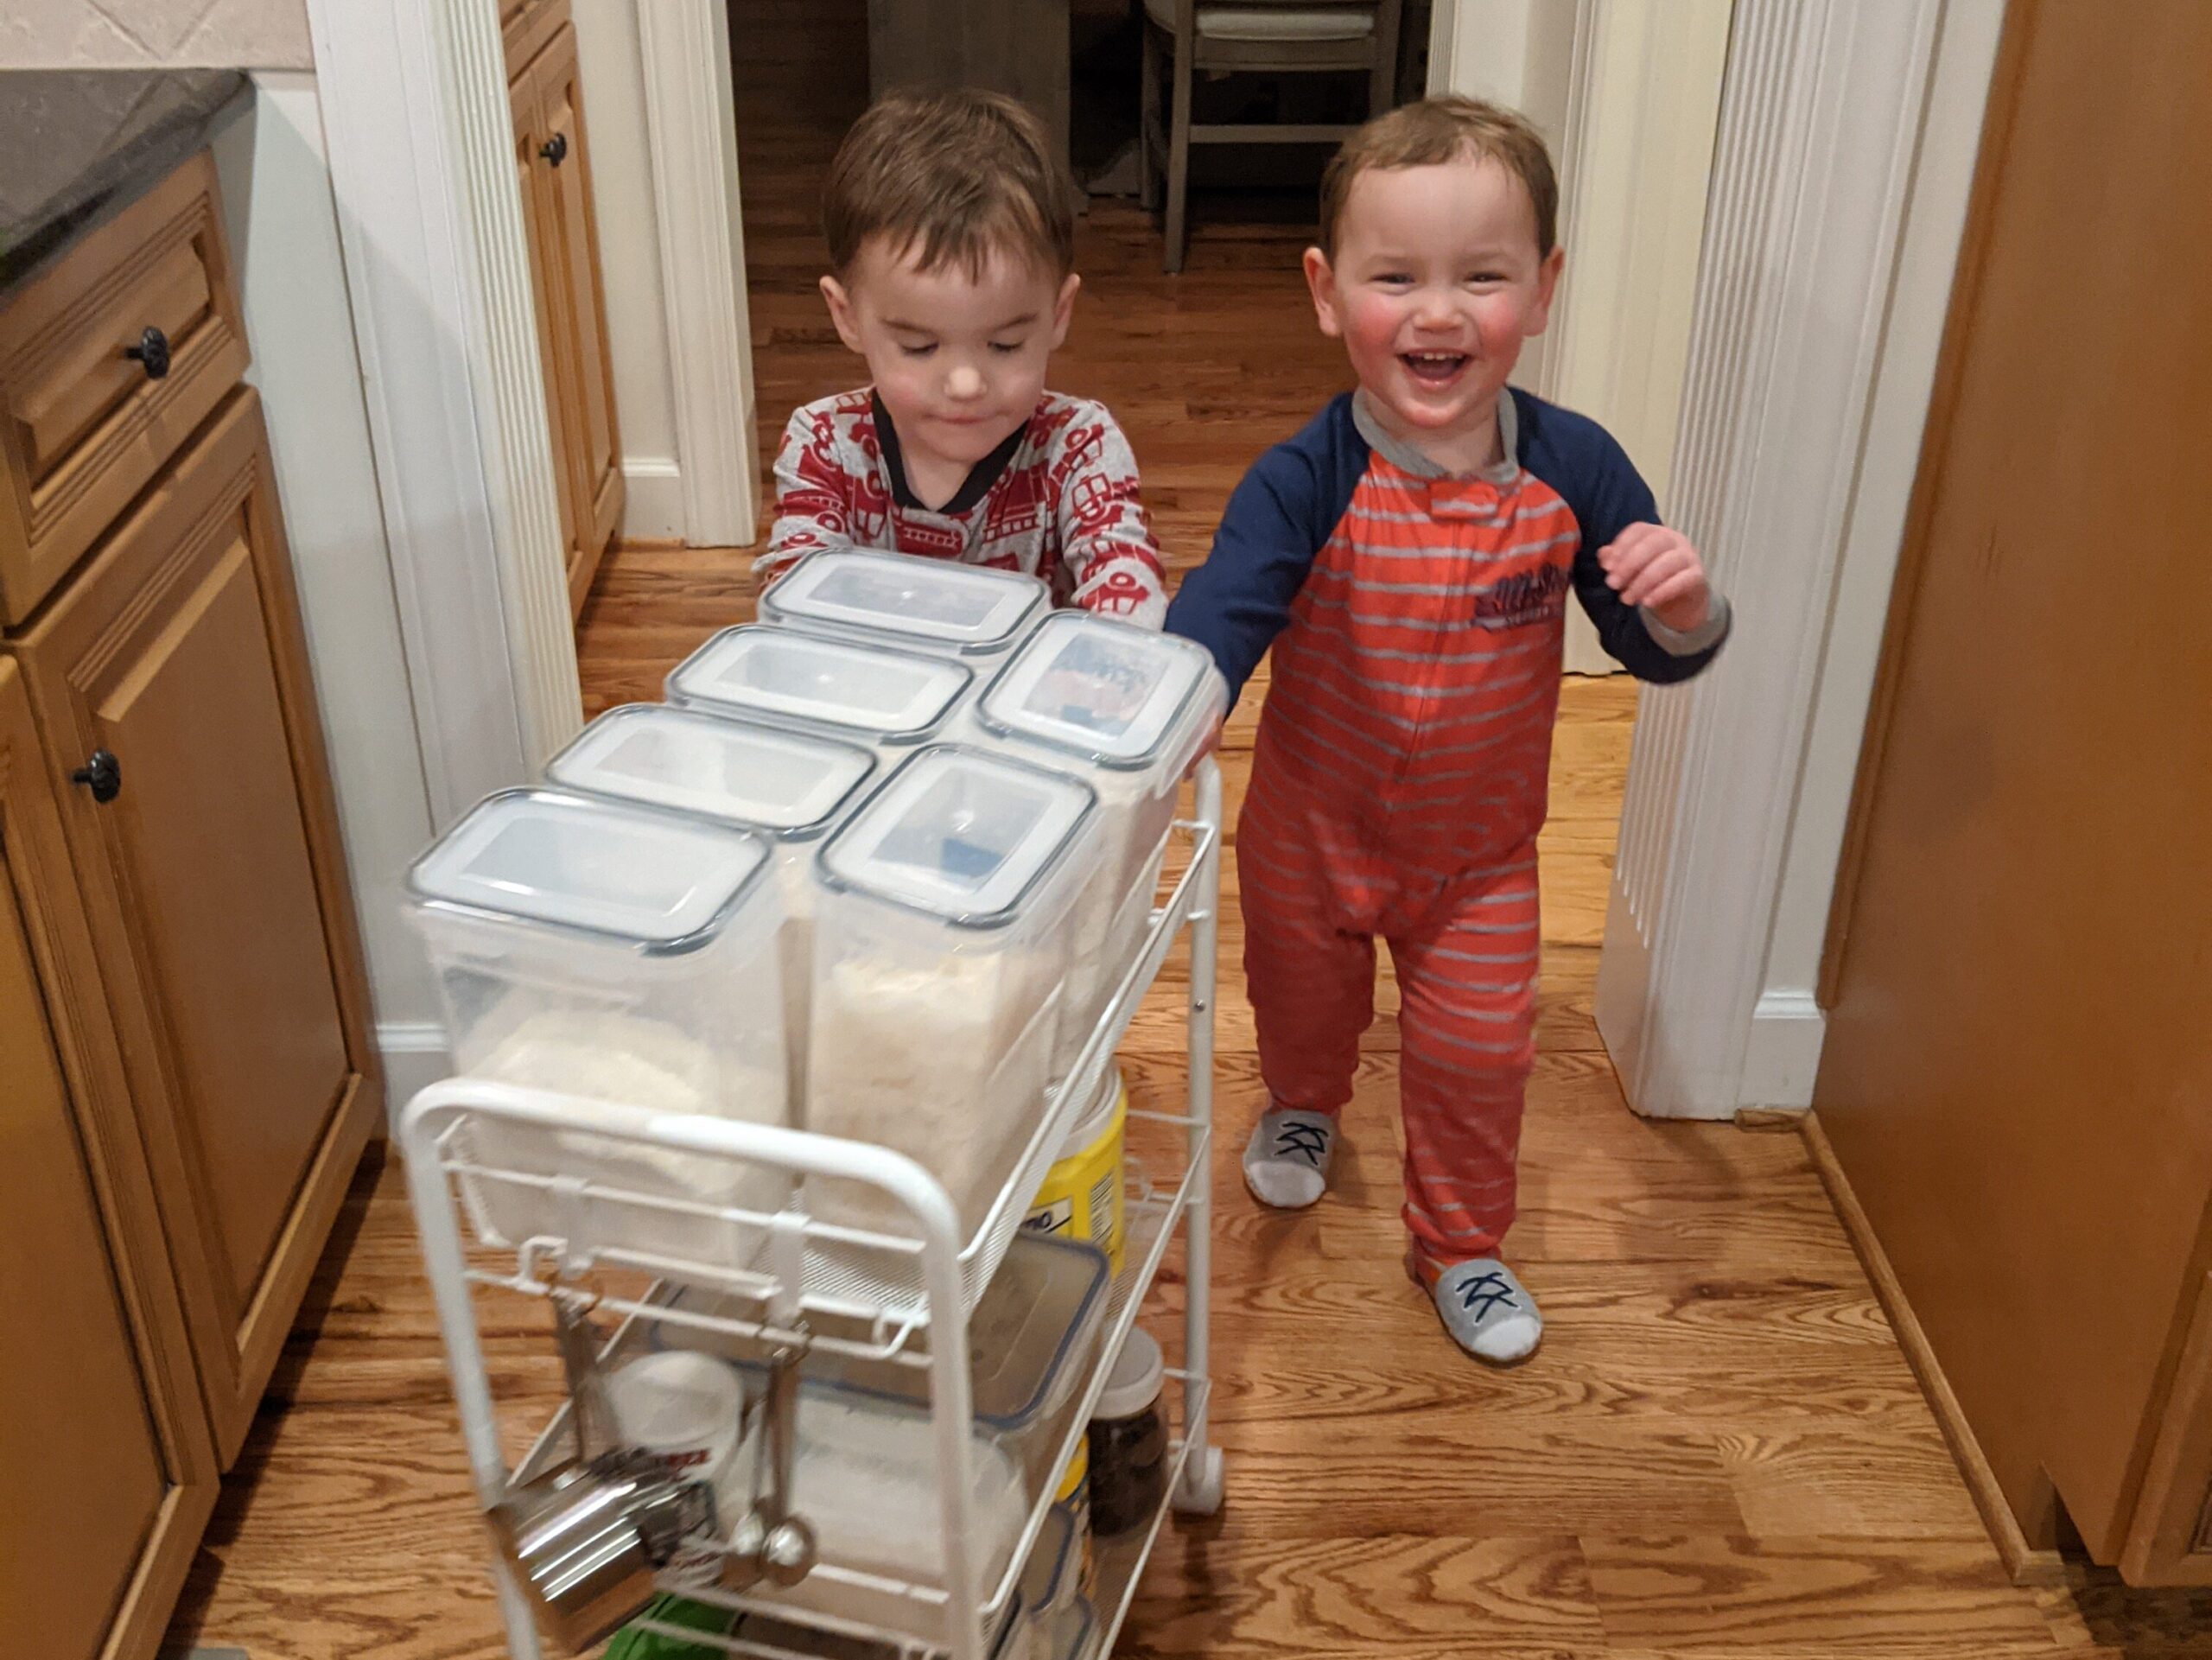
[540,132,569,166]
[70,750,122,804]
[124,326,171,380]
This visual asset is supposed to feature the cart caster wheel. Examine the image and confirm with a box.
[1172,1445,1224,1517]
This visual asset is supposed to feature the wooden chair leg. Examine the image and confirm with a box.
[1164,40,1195,272]
[1141,25,1162,213]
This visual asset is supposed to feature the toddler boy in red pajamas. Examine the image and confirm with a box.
[1165,97,1729,1364]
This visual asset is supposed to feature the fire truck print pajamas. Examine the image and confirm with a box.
[761,389,1169,625]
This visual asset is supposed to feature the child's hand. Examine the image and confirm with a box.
[1183,712,1224,779]
[1597,524,1712,634]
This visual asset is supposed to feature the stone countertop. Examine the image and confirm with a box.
[0,69,248,302]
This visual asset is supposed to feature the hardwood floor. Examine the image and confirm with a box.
[158,5,2212,1657]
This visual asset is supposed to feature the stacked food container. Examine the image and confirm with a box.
[397,550,1227,1660]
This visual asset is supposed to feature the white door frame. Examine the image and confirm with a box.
[636,0,761,545]
[1596,0,2007,1119]
[305,0,582,818]
[305,0,761,835]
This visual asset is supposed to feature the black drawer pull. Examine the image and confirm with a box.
[124,326,171,380]
[70,750,122,804]
[540,132,569,166]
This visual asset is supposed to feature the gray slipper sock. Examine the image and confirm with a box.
[1242,1108,1336,1209]
[1432,1258,1542,1364]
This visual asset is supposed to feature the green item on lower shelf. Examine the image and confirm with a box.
[601,1593,735,1658]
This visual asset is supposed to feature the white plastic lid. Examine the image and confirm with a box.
[818,746,1094,926]
[665,626,969,742]
[407,788,770,951]
[546,704,874,838]
[978,611,1221,767]
[763,550,1046,653]
[1093,1326,1163,1421]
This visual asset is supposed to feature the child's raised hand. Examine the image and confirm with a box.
[1596,523,1713,634]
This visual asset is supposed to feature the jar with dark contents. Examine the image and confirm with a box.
[1085,1327,1167,1536]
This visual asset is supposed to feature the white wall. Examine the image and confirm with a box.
[1737,0,2007,1107]
[571,0,686,541]
[0,0,309,67]
[1429,0,1730,674]
[208,76,446,1116]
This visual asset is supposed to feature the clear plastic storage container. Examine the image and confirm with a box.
[762,549,1048,659]
[543,704,876,1115]
[808,745,1097,1242]
[812,1231,1108,1498]
[405,789,790,1269]
[665,625,971,761]
[974,612,1226,1076]
[693,1368,1031,1644]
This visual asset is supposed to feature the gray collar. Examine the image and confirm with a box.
[1351,387,1520,485]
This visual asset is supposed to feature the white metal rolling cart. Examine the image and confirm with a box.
[401,760,1226,1660]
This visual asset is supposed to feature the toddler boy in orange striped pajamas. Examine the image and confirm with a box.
[1165,97,1730,1364]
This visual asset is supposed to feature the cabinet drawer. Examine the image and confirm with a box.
[0,150,248,626]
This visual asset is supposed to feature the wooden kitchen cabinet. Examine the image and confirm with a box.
[8,387,378,1467]
[0,657,218,1659]
[1812,0,2212,1588]
[508,0,624,617]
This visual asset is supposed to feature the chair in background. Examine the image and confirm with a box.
[1139,0,1405,272]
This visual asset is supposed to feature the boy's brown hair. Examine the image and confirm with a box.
[1318,94,1559,259]
[824,90,1077,281]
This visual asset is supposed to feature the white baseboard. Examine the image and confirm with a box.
[621,457,687,541]
[1739,988,1826,1110]
[377,1021,452,1138]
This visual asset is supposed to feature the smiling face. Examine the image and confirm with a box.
[822,235,1078,493]
[1305,150,1564,467]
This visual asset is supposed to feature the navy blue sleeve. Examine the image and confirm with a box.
[1513,388,1729,685]
[1164,395,1368,706]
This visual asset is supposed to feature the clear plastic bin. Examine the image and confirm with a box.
[808,746,1098,1243]
[404,788,789,1270]
[543,704,876,1118]
[811,1231,1108,1498]
[973,612,1226,1077]
[762,549,1048,659]
[696,1368,1031,1644]
[665,625,971,761]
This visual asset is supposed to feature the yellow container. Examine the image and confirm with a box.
[1024,1066,1127,1274]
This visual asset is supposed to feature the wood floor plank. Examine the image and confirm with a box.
[1581,1535,2056,1652]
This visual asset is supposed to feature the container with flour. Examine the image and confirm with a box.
[544,704,875,1115]
[760,548,1048,660]
[664,624,971,764]
[405,788,789,1271]
[973,613,1227,1077]
[809,745,1097,1243]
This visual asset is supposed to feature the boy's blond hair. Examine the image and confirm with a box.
[823,90,1077,281]
[1318,94,1559,259]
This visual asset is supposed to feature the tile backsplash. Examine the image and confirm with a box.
[1,0,311,71]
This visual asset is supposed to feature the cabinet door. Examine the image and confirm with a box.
[11,388,378,1466]
[537,21,625,611]
[0,658,217,1660]
[512,46,582,570]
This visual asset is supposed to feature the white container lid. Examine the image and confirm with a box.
[547,704,874,840]
[1093,1325,1163,1421]
[977,611,1222,768]
[762,550,1046,654]
[818,746,1095,927]
[408,788,771,952]
[665,626,969,743]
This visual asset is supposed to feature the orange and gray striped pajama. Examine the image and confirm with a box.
[1166,389,1729,1281]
